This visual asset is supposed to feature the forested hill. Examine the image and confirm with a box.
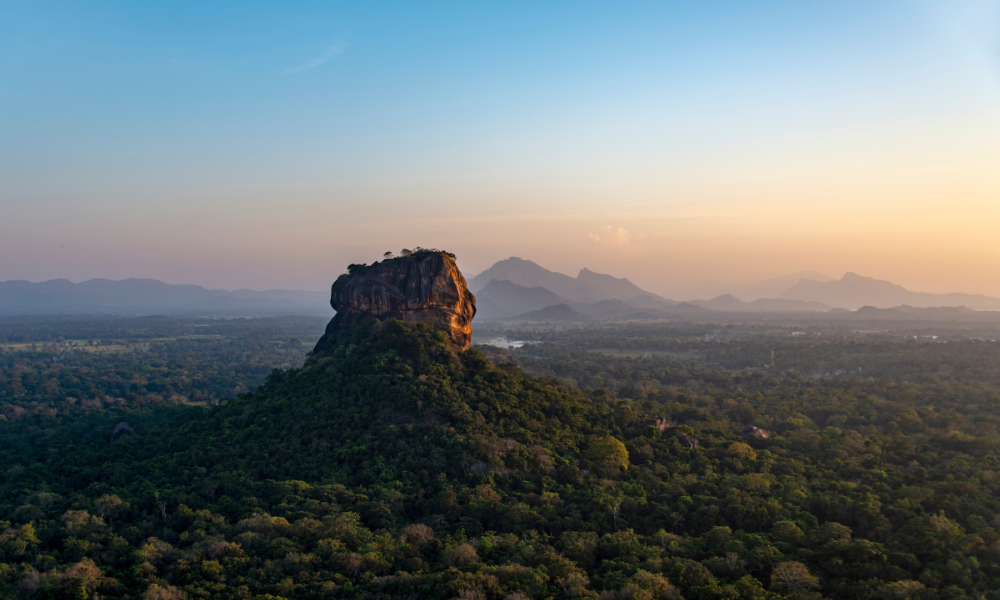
[0,279,330,316]
[1,319,1000,599]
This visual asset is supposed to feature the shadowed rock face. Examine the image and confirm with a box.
[676,432,699,448]
[312,252,476,354]
[111,422,135,443]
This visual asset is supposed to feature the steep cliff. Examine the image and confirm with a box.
[312,250,476,354]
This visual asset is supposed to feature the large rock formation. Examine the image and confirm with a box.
[312,251,477,354]
[111,422,136,443]
[743,425,770,439]
[676,432,699,448]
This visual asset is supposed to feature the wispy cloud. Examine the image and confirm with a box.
[589,225,646,255]
[285,41,347,74]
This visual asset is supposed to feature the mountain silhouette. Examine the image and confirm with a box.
[780,272,1000,309]
[513,303,592,322]
[691,271,833,301]
[469,257,667,304]
[687,294,832,313]
[0,278,330,316]
[690,294,747,311]
[475,279,571,318]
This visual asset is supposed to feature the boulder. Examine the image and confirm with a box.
[743,426,770,439]
[111,422,135,443]
[638,417,675,432]
[312,250,477,354]
[676,432,699,448]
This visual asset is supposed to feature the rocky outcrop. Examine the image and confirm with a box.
[638,417,676,432]
[676,432,699,448]
[111,422,135,443]
[312,251,477,354]
[743,425,770,439]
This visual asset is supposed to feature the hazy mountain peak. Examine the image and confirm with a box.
[469,258,664,304]
[690,294,747,311]
[789,270,833,281]
[495,257,543,269]
[782,272,1000,309]
[692,270,833,302]
[473,278,571,319]
[0,277,330,316]
[514,303,592,322]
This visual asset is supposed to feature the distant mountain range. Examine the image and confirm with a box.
[4,262,999,319]
[469,258,1000,321]
[475,279,569,318]
[470,259,681,321]
[688,295,834,312]
[851,305,980,320]
[516,303,593,322]
[470,258,839,321]
[779,272,1000,310]
[0,278,331,316]
[692,271,834,302]
[469,257,673,304]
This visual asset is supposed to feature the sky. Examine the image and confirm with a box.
[2,1,999,299]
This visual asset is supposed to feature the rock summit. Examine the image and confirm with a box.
[312,250,477,354]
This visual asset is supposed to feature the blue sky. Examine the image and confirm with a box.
[2,1,999,296]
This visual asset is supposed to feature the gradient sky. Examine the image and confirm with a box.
[2,1,999,298]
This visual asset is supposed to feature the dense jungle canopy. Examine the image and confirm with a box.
[1,317,999,600]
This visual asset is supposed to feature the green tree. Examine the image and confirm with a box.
[585,436,630,471]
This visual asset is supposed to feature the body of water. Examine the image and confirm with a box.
[477,337,538,349]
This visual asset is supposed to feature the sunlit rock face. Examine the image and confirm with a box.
[312,251,477,354]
